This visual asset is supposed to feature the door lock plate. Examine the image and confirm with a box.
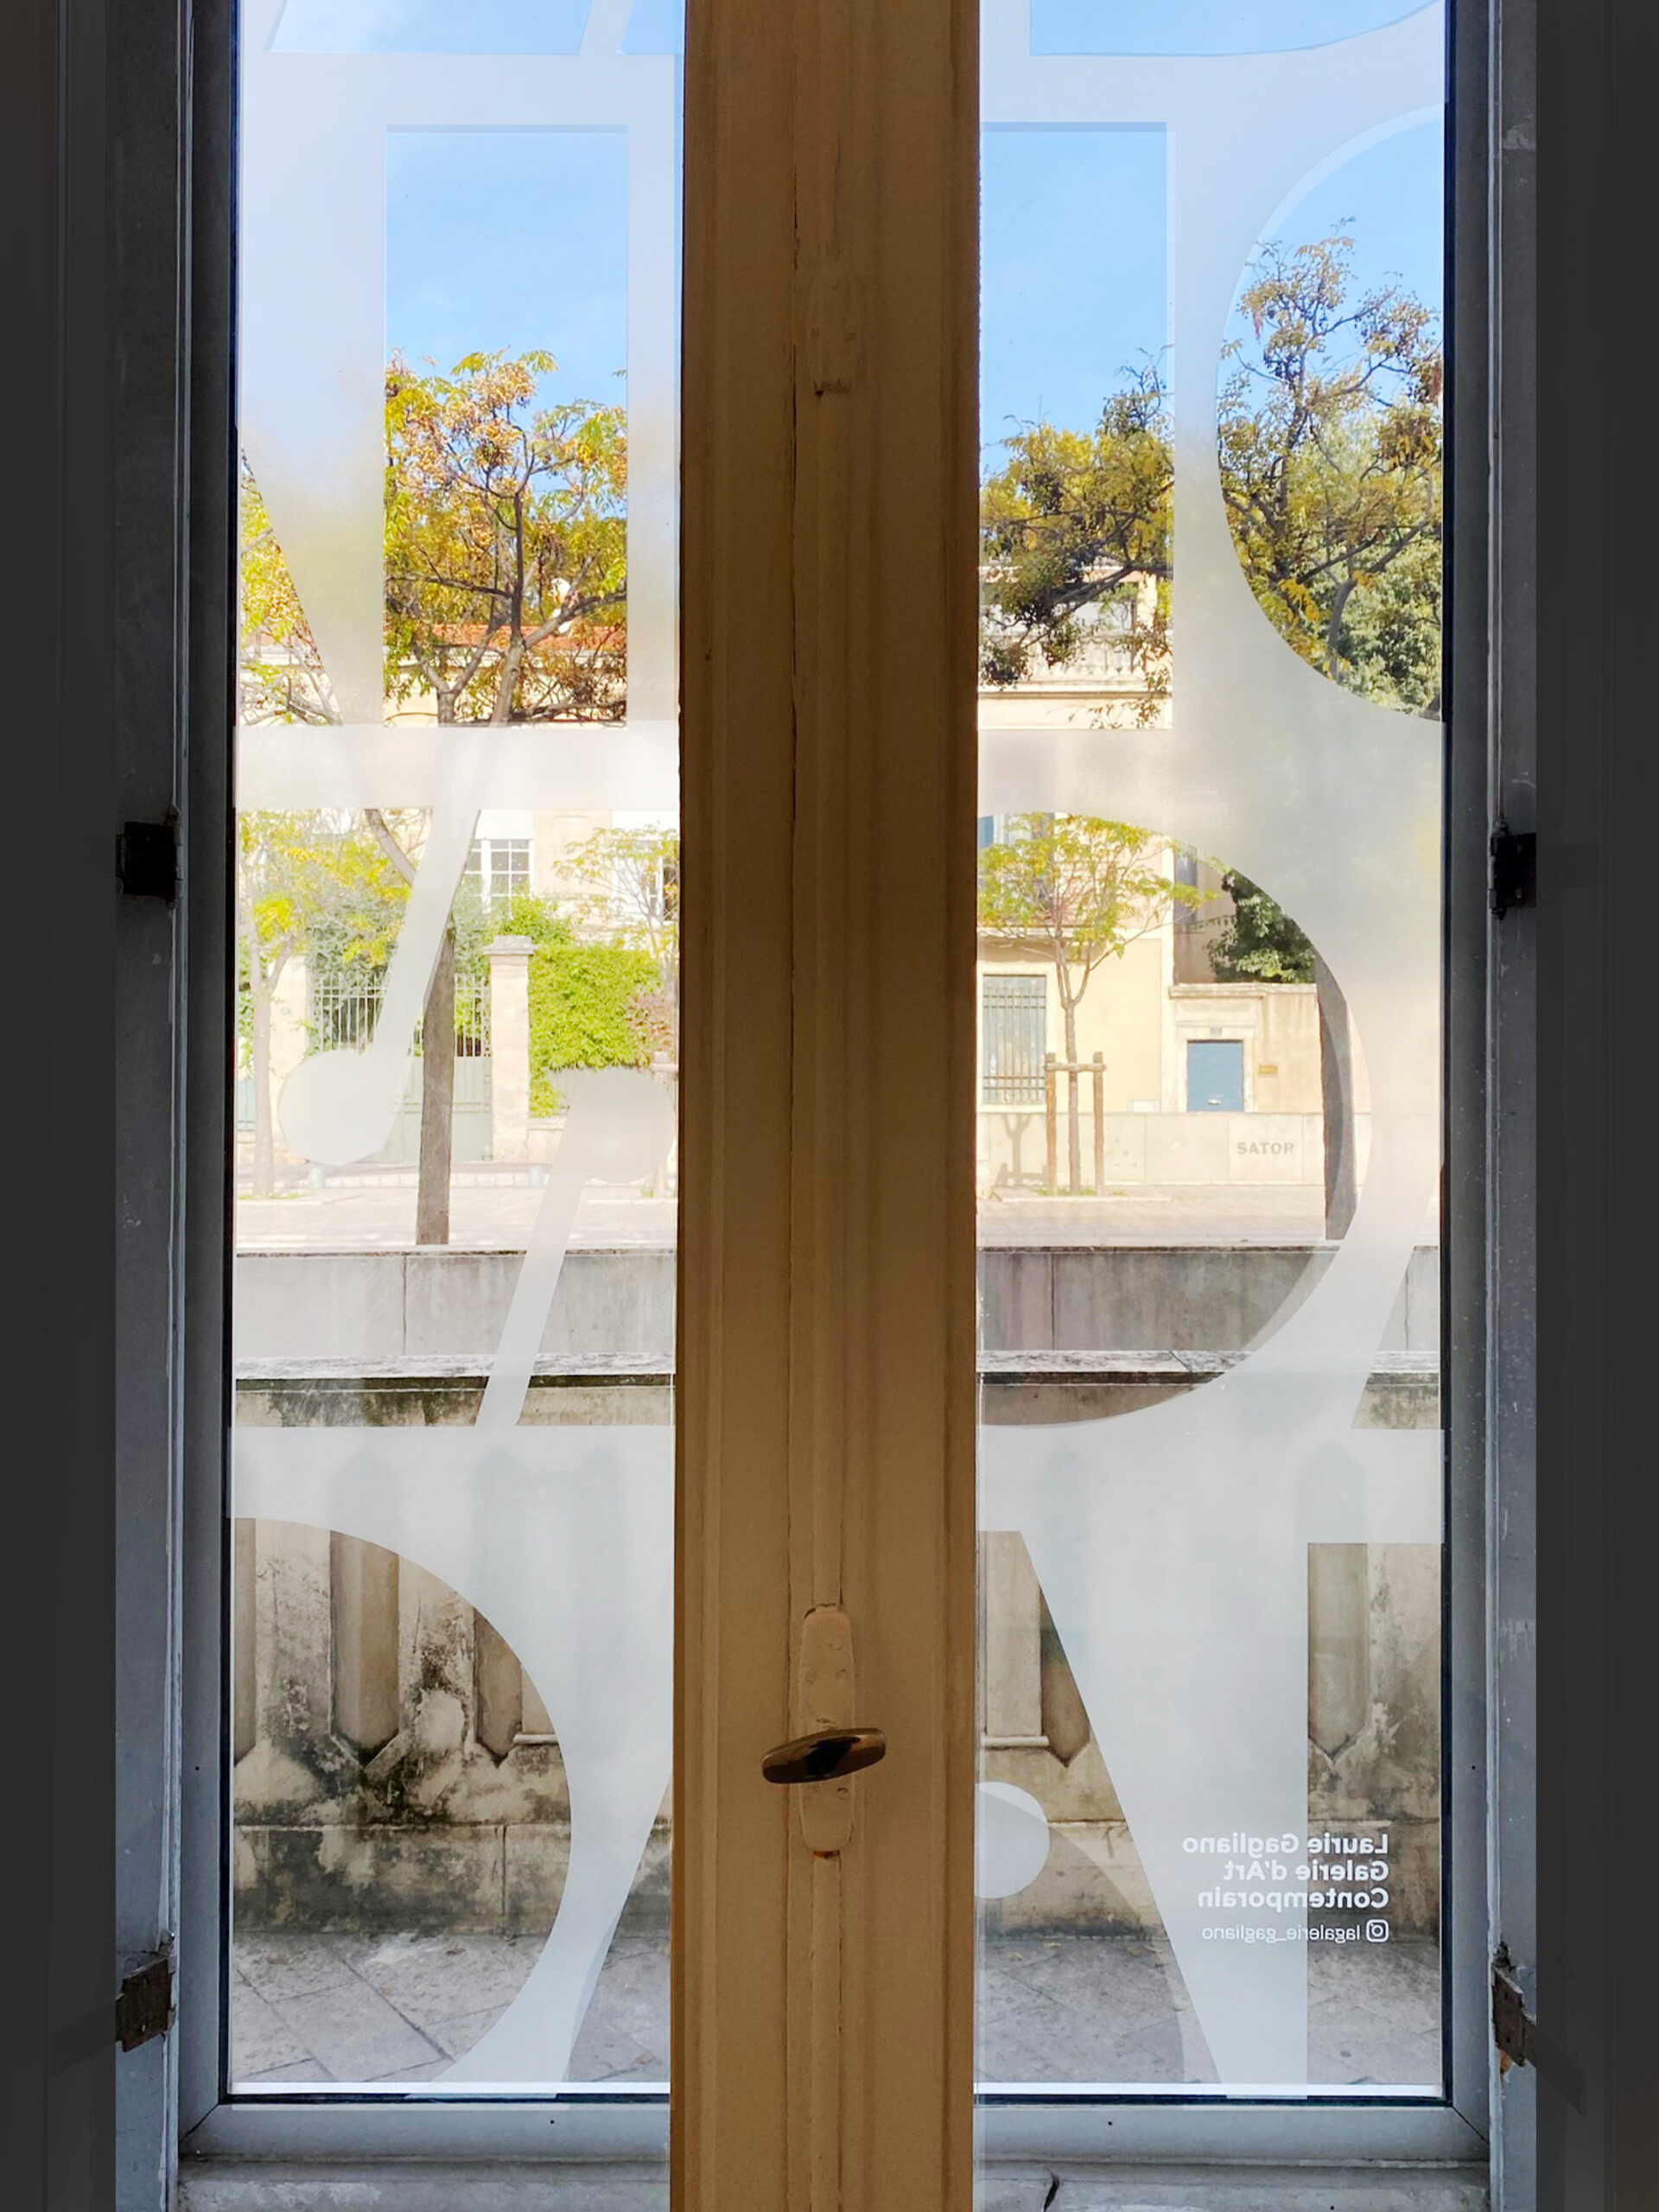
[767,1605,879,1854]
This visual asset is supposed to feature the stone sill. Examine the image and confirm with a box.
[236,1351,1438,1387]
[177,2157,1489,2210]
[238,1354,675,1386]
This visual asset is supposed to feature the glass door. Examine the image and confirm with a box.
[973,0,1482,2169]
[223,0,684,2111]
[189,0,1485,2197]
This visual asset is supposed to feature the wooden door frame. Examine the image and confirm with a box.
[62,0,1595,2201]
[676,3,981,2204]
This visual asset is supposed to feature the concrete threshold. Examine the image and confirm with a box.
[178,2155,1487,2211]
[179,2163,666,2210]
[982,2162,1488,2211]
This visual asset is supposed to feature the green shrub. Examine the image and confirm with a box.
[528,939,660,1113]
[492,890,570,947]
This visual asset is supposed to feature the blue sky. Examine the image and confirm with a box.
[385,130,629,404]
[272,0,682,51]
[274,0,1428,61]
[981,128,1169,449]
[371,6,1439,454]
[276,0,585,53]
[1230,118,1443,385]
[382,114,1439,443]
[980,118,1442,448]
[1031,0,1429,54]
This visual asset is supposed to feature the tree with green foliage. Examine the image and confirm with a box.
[382,350,627,728]
[237,812,408,1197]
[240,466,337,728]
[978,816,1203,1188]
[476,886,663,1114]
[979,365,1171,714]
[979,238,1440,709]
[527,941,661,1116]
[1218,236,1441,712]
[1207,872,1315,984]
[492,889,569,947]
[557,822,680,1062]
[558,823,679,963]
[1206,870,1358,1235]
[977,233,1440,1230]
[383,349,626,1240]
[1218,234,1439,1234]
[238,350,628,1237]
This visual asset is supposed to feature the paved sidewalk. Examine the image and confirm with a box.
[235,1179,1342,1254]
[231,1926,1439,2092]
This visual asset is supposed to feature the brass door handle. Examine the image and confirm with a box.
[760,1726,887,1785]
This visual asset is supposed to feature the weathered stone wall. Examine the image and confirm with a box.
[976,1531,1440,1940]
[233,1341,1440,1939]
[233,1514,670,1936]
[975,1359,1440,1939]
[235,1242,1439,1362]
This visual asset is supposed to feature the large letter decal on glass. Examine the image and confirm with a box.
[230,0,683,2092]
[976,2,1446,2095]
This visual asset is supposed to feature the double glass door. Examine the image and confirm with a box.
[198,0,1482,2198]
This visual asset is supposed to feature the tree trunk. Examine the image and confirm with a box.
[1313,950,1357,1240]
[415,925,456,1246]
[1063,992,1081,1194]
[251,977,276,1199]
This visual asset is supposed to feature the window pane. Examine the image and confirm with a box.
[982,973,1048,1109]
[230,0,683,2101]
[977,3,1446,2101]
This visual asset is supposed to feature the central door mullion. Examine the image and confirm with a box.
[677,3,979,2206]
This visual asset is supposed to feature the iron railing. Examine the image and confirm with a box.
[982,973,1046,1103]
[307,964,492,1056]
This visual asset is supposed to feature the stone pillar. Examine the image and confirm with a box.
[521,1667,555,1739]
[486,934,534,1161]
[232,1520,257,1764]
[474,1612,524,1759]
[269,956,309,1166]
[254,1518,334,1751]
[981,1532,1048,1749]
[1308,1543,1370,1755]
[330,1532,401,1760]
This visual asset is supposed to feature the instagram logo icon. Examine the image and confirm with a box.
[1365,1919,1390,1944]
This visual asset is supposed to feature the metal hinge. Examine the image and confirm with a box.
[1492,1946,1537,2073]
[116,1953,175,2053]
[1490,820,1536,918]
[116,810,180,903]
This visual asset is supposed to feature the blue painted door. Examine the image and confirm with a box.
[1186,1038,1243,1112]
